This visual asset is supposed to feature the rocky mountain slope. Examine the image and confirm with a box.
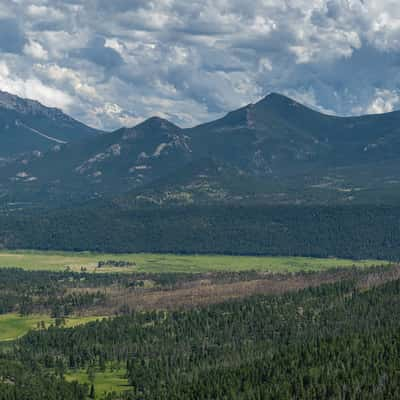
[0,90,101,158]
[3,92,400,206]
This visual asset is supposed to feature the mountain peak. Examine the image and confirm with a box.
[254,92,319,116]
[265,92,288,99]
[259,92,297,105]
[137,116,180,131]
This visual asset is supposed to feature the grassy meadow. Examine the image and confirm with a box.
[0,313,106,342]
[65,367,129,397]
[0,313,52,342]
[0,249,390,274]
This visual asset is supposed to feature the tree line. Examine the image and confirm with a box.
[1,204,400,259]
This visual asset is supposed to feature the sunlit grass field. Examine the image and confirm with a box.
[0,313,52,341]
[0,313,106,342]
[65,367,129,397]
[0,249,389,274]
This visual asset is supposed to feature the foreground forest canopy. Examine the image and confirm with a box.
[1,204,400,260]
[2,265,400,399]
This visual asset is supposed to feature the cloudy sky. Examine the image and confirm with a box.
[0,0,400,130]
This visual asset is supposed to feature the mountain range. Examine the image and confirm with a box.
[2,90,400,207]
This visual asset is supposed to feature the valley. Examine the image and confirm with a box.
[1,92,400,399]
[0,249,385,273]
[2,1,400,398]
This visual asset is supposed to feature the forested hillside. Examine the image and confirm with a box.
[1,204,400,260]
[3,272,400,399]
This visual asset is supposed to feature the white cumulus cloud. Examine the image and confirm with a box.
[0,0,399,129]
